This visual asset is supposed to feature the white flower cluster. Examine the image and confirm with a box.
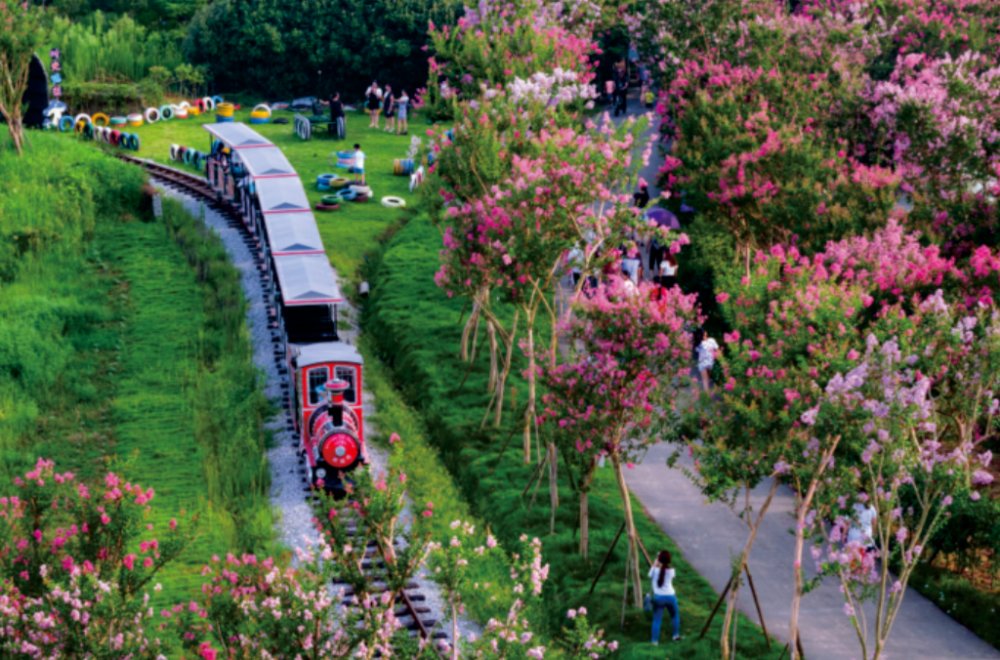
[507,68,597,109]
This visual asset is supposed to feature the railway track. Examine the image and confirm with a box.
[120,154,443,647]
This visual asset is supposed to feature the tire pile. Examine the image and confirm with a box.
[169,144,208,171]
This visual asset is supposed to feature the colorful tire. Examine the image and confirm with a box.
[329,176,349,189]
[216,102,234,118]
[160,105,174,120]
[178,101,191,110]
[211,95,224,106]
[144,107,160,123]
[339,188,358,201]
[91,113,110,127]
[169,144,180,161]
[110,116,127,126]
[188,106,201,116]
[381,196,407,208]
[321,194,343,205]
[215,115,234,123]
[109,130,121,146]
[127,113,143,127]
[349,184,372,197]
[184,148,193,164]
[251,103,272,118]
[175,107,189,119]
[249,117,270,125]
[315,203,340,212]
[130,134,141,150]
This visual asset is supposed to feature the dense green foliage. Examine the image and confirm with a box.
[0,134,272,601]
[43,0,204,32]
[184,0,461,99]
[364,213,780,658]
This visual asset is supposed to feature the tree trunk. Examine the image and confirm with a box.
[548,441,559,534]
[790,437,839,660]
[523,307,536,464]
[578,461,596,558]
[721,479,779,660]
[612,453,643,607]
[451,601,459,660]
[7,115,24,155]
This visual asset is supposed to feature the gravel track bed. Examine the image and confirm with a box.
[157,186,477,645]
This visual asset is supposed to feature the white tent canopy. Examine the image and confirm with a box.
[235,146,296,179]
[255,176,311,214]
[274,254,342,306]
[203,122,273,149]
[264,212,325,255]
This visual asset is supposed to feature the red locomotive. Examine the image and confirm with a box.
[203,122,366,494]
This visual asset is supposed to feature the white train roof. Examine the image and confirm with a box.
[255,176,311,214]
[234,146,296,179]
[254,176,312,214]
[263,212,325,255]
[203,122,273,149]
[274,253,343,306]
[295,341,363,368]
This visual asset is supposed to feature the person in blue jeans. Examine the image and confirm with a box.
[649,549,681,644]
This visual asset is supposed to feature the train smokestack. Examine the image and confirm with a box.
[324,379,349,427]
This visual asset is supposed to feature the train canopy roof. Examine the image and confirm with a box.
[274,253,343,306]
[263,212,325,255]
[255,176,311,214]
[203,122,272,149]
[234,146,296,179]
[296,341,364,368]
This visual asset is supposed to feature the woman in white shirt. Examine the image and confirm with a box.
[696,331,719,392]
[649,550,681,643]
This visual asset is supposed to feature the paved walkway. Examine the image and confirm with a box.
[627,444,998,658]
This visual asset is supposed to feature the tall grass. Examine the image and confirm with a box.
[0,133,273,602]
[46,12,184,83]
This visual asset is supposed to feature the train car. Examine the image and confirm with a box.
[203,122,365,494]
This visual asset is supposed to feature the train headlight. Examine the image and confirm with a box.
[316,467,327,479]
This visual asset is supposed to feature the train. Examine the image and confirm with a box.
[202,122,366,496]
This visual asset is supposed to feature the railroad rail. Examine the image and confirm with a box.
[120,153,442,647]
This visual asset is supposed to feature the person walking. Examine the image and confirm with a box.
[329,92,346,140]
[613,64,628,117]
[396,89,410,135]
[658,253,678,289]
[695,329,719,392]
[383,85,396,133]
[365,81,382,128]
[649,550,681,644]
[350,143,366,184]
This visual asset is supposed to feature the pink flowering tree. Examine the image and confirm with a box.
[0,459,193,657]
[791,296,999,660]
[541,277,701,598]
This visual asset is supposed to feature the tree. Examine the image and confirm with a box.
[0,0,44,154]
[789,295,999,660]
[541,277,700,599]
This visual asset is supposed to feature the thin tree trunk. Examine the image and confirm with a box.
[612,452,643,607]
[578,461,596,558]
[721,479,779,660]
[523,305,536,463]
[790,437,840,660]
[451,601,459,660]
[548,441,558,534]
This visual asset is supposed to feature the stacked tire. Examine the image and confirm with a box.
[170,144,207,170]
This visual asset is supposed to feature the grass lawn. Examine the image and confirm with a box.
[93,104,420,282]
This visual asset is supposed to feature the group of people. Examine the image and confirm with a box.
[364,81,410,135]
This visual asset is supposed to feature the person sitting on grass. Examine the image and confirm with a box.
[396,90,410,135]
[350,144,366,184]
[650,550,681,644]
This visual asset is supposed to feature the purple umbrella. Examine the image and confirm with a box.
[644,207,681,230]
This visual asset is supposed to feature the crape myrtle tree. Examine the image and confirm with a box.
[540,276,701,599]
[424,0,602,120]
[789,295,999,660]
[430,79,660,535]
[0,0,45,154]
[695,218,964,658]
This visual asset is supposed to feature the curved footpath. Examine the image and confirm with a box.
[158,186,476,644]
[619,98,998,659]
